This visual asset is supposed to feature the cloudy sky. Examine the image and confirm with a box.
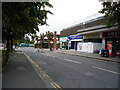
[38,0,103,35]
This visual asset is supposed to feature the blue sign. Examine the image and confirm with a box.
[68,35,83,40]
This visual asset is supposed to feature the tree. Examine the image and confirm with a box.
[2,2,53,43]
[99,1,120,28]
[46,31,53,48]
[2,2,53,38]
[30,34,36,44]
[2,2,53,61]
[39,33,45,48]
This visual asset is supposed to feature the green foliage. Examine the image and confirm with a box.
[19,39,29,44]
[30,40,34,44]
[2,2,53,40]
[2,50,6,54]
[99,1,120,28]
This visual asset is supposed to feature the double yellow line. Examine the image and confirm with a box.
[22,50,62,90]
[51,81,62,90]
[40,66,62,89]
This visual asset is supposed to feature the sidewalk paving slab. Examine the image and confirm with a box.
[2,49,48,88]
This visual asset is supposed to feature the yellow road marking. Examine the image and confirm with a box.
[51,83,57,88]
[43,73,46,77]
[22,50,62,89]
[52,82,61,89]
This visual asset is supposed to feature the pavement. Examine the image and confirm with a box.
[2,48,48,88]
[0,56,2,90]
[53,49,120,63]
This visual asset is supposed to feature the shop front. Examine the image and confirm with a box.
[77,42,104,53]
[76,32,105,53]
[68,34,83,50]
[102,30,120,56]
[60,36,70,50]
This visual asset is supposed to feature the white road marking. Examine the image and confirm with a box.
[43,53,59,58]
[40,52,81,64]
[64,59,81,64]
[92,66,120,75]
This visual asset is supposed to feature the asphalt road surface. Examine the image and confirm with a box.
[21,47,119,88]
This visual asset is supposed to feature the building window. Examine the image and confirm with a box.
[84,38,102,43]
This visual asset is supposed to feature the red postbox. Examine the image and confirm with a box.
[107,43,112,56]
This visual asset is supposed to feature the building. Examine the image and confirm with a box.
[60,14,105,51]
[60,36,69,50]
[60,13,120,56]
[77,17,119,56]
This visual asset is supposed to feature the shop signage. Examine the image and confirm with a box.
[102,30,120,37]
[60,36,69,42]
[68,35,83,40]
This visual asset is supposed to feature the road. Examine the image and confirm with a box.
[21,47,119,88]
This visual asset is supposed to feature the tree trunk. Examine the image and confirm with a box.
[6,32,10,62]
[10,37,13,50]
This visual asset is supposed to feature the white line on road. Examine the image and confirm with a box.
[64,59,81,64]
[41,52,81,64]
[52,56,56,57]
[92,66,120,75]
[43,53,59,58]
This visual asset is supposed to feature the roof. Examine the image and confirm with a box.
[62,13,104,31]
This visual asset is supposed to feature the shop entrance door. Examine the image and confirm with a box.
[74,42,77,50]
[115,43,120,56]
[71,41,75,49]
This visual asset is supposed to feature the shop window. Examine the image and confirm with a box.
[84,38,102,43]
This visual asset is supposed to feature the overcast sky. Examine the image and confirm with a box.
[38,0,103,35]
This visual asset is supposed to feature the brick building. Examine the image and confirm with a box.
[60,13,120,56]
[60,14,105,37]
